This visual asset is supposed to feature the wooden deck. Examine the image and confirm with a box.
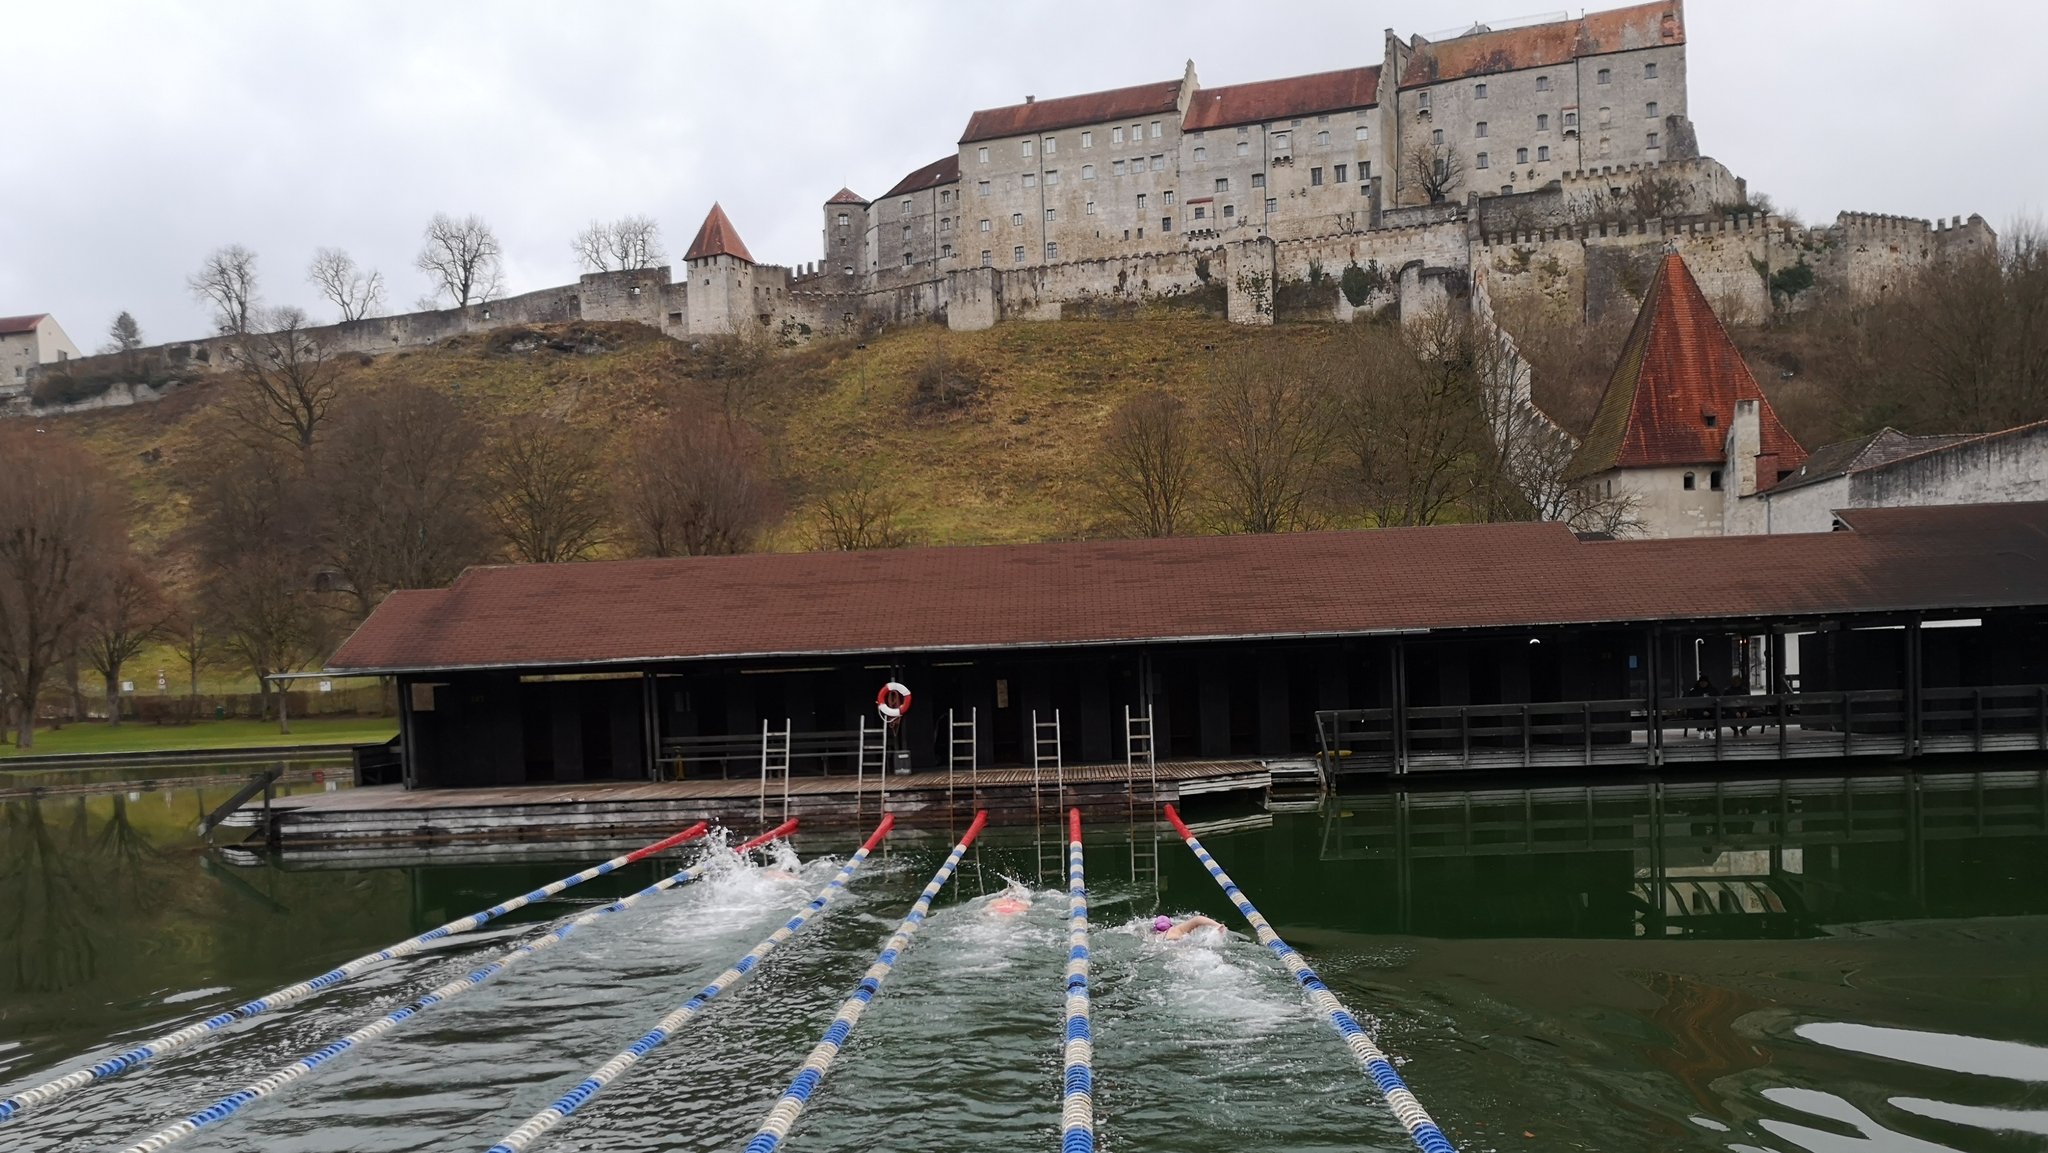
[261,760,1271,851]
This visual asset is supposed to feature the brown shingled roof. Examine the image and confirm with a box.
[1400,1,1684,88]
[961,79,1184,144]
[324,503,2048,675]
[825,187,869,205]
[880,155,961,200]
[682,203,754,264]
[1567,252,1805,480]
[0,314,50,335]
[1183,67,1381,131]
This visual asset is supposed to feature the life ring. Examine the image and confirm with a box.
[876,682,913,719]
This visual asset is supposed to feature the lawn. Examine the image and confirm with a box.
[0,716,398,759]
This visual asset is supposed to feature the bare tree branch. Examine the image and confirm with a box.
[416,212,505,307]
[480,414,611,563]
[187,244,260,334]
[307,247,387,322]
[810,467,913,550]
[1204,344,1336,534]
[225,306,342,452]
[1095,390,1200,537]
[80,562,168,726]
[573,215,666,272]
[1406,141,1464,205]
[618,412,775,557]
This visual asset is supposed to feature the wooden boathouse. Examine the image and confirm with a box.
[319,502,2048,801]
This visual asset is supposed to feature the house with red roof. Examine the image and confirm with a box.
[0,313,81,396]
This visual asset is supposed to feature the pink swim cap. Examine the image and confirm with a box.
[1153,915,1172,933]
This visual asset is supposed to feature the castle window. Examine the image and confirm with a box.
[902,198,913,217]
[1418,91,1431,111]
[1136,227,1143,238]
[1537,113,1549,131]
[978,181,990,196]
[1431,128,1444,145]
[940,217,952,231]
[1045,208,1056,222]
[1046,169,1059,185]
[1023,172,1037,188]
[1646,101,1659,119]
[1193,205,1206,220]
[903,252,913,267]
[1113,126,1125,144]
[1599,136,1611,156]
[1355,124,1369,141]
[1645,61,1659,79]
[1081,131,1093,148]
[1516,147,1528,164]
[941,243,952,258]
[1216,177,1230,192]
[1599,106,1612,125]
[1113,159,1127,176]
[981,250,992,266]
[1193,146,1206,162]
[1251,173,1265,188]
[1046,242,1059,260]
[980,218,991,232]
[941,189,952,205]
[1474,83,1488,99]
[1151,154,1165,171]
[1163,190,1175,205]
[1136,193,1148,210]
[1683,472,1696,490]
[902,223,912,238]
[1012,212,1024,226]
[843,267,854,277]
[1537,145,1550,161]
[1710,470,1724,491]
[1647,131,1661,149]
[1335,163,1348,182]
[1563,110,1578,127]
[1013,245,1026,263]
[1315,130,1330,146]
[1223,203,1236,217]
[1236,140,1248,156]
[1273,131,1290,150]
[836,212,849,227]
[1082,164,1096,180]
[1150,120,1162,138]
[1086,200,1096,215]
[1597,67,1611,85]
[1476,121,1488,138]
[978,147,989,164]
[1361,161,1370,178]
[1310,166,1323,186]
[1476,152,1489,169]
[1536,75,1551,92]
[1704,412,1718,428]
[1265,197,1277,214]
[1161,216,1172,231]
[1021,139,1033,157]
[1044,137,1057,155]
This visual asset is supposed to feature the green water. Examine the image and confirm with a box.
[4,768,2048,1152]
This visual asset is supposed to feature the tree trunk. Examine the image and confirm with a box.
[104,671,122,726]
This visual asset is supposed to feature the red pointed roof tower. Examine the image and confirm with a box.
[1567,252,1806,486]
[683,203,755,264]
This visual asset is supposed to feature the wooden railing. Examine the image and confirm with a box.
[656,729,861,780]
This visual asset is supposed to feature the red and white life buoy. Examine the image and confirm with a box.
[876,681,913,720]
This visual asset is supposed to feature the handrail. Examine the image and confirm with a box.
[195,767,282,838]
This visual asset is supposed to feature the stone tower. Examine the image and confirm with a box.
[683,203,758,336]
[823,188,870,287]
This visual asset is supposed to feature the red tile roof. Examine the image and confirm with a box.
[961,79,1184,144]
[1400,1,1684,88]
[1183,67,1381,131]
[880,155,961,200]
[0,313,49,335]
[825,187,869,205]
[1568,252,1806,480]
[682,203,754,264]
[324,503,2048,675]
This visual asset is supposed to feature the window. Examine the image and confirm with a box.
[1599,106,1612,125]
[1683,472,1696,491]
[940,217,952,232]
[1044,137,1057,155]
[1335,163,1348,182]
[1646,101,1659,118]
[981,250,993,266]
[1647,131,1661,149]
[1476,121,1488,138]
[1011,212,1024,226]
[1418,91,1432,111]
[1045,208,1056,222]
[978,146,989,164]
[1023,172,1037,187]
[1710,469,1724,491]
[1265,197,1277,214]
[1150,120,1162,138]
[1022,139,1033,157]
[1113,126,1125,144]
[1215,177,1230,192]
[1273,131,1290,150]
[1151,154,1165,171]
[901,198,913,217]
[1251,172,1265,188]
[1645,61,1659,79]
[1081,131,1092,148]
[1113,159,1127,176]
[1162,216,1172,231]
[1516,147,1528,163]
[980,218,991,232]
[1086,200,1096,215]
[1136,193,1148,210]
[1310,166,1323,186]
[978,180,991,197]
[1315,130,1330,146]
[1355,125,1369,141]
[1013,246,1026,263]
[941,243,952,258]
[1237,125,1249,136]
[1163,190,1175,205]
[902,223,911,238]
[1597,67,1611,85]
[1361,161,1370,178]
[1193,146,1206,162]
[1236,140,1248,156]
[1431,128,1444,146]
[1537,145,1550,161]
[1136,227,1143,238]
[1598,136,1612,157]
[1536,74,1551,92]
[1476,152,1489,169]
[1502,185,1514,195]
[1046,242,1059,260]
[836,212,849,227]
[1193,204,1206,220]
[1475,83,1488,99]
[1537,113,1549,131]
[842,266,854,276]
[1045,169,1059,185]
[1082,164,1095,180]
[1563,110,1578,128]
[1223,204,1236,217]
[940,189,951,205]
[1704,413,1718,428]
[903,252,913,267]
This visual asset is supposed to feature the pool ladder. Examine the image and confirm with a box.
[1033,710,1064,884]
[1126,705,1161,889]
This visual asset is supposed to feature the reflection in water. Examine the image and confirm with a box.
[1891,1098,2048,1136]
[1796,1022,2048,1081]
[1758,1086,1964,1152]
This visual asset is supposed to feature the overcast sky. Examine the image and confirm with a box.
[4,1,2042,348]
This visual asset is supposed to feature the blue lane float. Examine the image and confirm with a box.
[480,815,897,1153]
[0,820,710,1126]
[740,811,989,1153]
[114,820,798,1153]
[1164,804,1458,1153]
[1060,808,1096,1153]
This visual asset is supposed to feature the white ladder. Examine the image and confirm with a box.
[856,715,889,823]
[1126,705,1160,887]
[1032,709,1064,884]
[948,707,978,819]
[759,719,792,823]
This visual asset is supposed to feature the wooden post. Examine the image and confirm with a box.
[279,680,290,737]
[1904,619,1923,759]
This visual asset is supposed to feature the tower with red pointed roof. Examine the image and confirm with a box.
[683,203,757,335]
[1566,251,1807,537]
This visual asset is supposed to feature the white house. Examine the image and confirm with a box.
[0,314,82,397]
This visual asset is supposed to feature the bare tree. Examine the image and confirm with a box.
[480,414,610,563]
[1095,390,1200,537]
[1628,173,1692,221]
[1204,344,1336,534]
[618,411,775,556]
[226,306,342,452]
[79,562,168,726]
[307,247,387,322]
[163,607,214,709]
[187,244,261,334]
[1407,142,1464,205]
[416,212,505,307]
[313,384,492,618]
[573,215,666,272]
[0,428,121,748]
[810,467,913,551]
[1330,315,1486,528]
[104,311,144,354]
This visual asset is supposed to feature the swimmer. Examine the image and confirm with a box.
[1151,914,1224,941]
[988,887,1034,916]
